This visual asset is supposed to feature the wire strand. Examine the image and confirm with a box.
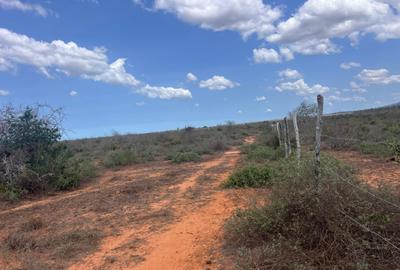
[324,166,400,212]
[339,209,400,252]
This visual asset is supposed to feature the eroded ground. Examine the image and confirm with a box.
[0,147,266,270]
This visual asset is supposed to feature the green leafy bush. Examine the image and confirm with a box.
[242,144,284,162]
[103,148,138,168]
[388,140,400,162]
[0,106,96,199]
[224,165,273,188]
[169,151,201,163]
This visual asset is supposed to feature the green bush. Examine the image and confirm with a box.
[388,140,400,162]
[242,144,284,162]
[224,165,273,188]
[103,148,138,168]
[53,159,97,190]
[169,151,201,163]
[357,142,391,158]
[225,155,400,269]
[0,106,96,199]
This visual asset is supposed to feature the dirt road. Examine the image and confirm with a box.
[0,147,261,270]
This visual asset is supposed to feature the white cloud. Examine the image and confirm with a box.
[266,108,272,112]
[0,28,140,87]
[69,90,78,96]
[349,81,367,93]
[0,0,49,17]
[136,101,145,106]
[146,0,400,60]
[253,48,281,63]
[341,62,361,70]
[279,47,294,61]
[137,84,192,99]
[0,27,192,99]
[276,79,329,96]
[0,89,9,96]
[199,75,238,90]
[278,69,302,80]
[255,96,266,101]
[357,69,400,85]
[267,0,400,57]
[237,110,243,114]
[153,0,282,39]
[186,72,198,81]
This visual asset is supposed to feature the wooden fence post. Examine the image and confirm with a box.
[315,95,324,187]
[293,112,301,162]
[284,117,291,158]
[276,122,282,146]
[285,117,291,156]
[283,117,289,158]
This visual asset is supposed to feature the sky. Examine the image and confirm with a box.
[0,0,400,139]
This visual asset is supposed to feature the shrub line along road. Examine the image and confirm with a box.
[1,136,398,269]
[0,138,263,270]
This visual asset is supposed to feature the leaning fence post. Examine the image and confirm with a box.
[315,95,324,188]
[276,122,282,146]
[293,112,301,162]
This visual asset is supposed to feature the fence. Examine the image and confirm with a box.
[273,94,400,253]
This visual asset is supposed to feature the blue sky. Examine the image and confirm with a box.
[0,0,400,139]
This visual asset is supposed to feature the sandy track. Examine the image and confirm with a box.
[1,148,248,270]
[68,150,241,270]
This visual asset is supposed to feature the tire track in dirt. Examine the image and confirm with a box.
[0,163,172,216]
[67,149,242,270]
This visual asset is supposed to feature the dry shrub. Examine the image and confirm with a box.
[225,155,400,269]
[20,217,45,232]
[4,233,37,251]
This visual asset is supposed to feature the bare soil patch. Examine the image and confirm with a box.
[0,148,257,270]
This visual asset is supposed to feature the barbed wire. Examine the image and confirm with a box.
[323,165,400,212]
[321,135,388,145]
[339,209,400,252]
[319,160,400,252]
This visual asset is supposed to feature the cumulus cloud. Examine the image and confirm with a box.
[357,69,400,85]
[255,96,266,101]
[0,27,192,99]
[349,81,367,93]
[0,28,140,86]
[135,101,146,106]
[143,0,400,60]
[0,0,49,17]
[186,72,198,81]
[276,79,329,96]
[137,84,192,99]
[0,89,9,96]
[267,108,272,112]
[278,69,302,80]
[253,48,281,63]
[153,0,282,39]
[340,62,362,70]
[267,0,400,57]
[69,90,78,96]
[199,75,238,90]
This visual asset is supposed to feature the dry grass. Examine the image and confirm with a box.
[224,154,400,269]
